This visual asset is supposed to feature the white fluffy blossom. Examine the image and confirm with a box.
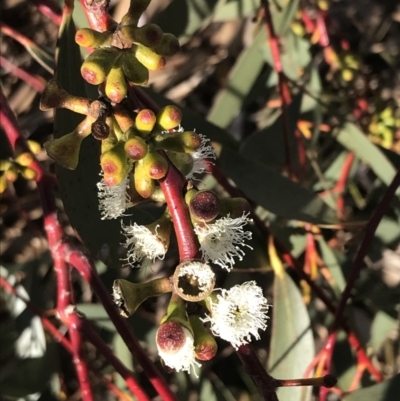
[121,222,167,266]
[186,134,216,180]
[97,176,130,220]
[157,326,201,375]
[194,213,253,270]
[202,281,270,349]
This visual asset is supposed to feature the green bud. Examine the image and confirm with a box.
[75,28,112,48]
[133,44,166,71]
[100,141,129,185]
[105,58,128,103]
[19,166,38,180]
[167,151,193,177]
[121,52,149,85]
[157,131,201,153]
[135,109,156,134]
[44,116,94,170]
[15,152,34,167]
[157,105,182,130]
[142,149,168,179]
[113,276,172,317]
[121,24,163,48]
[153,33,180,57]
[134,159,155,198]
[81,48,118,85]
[121,0,151,26]
[220,197,251,218]
[189,314,217,361]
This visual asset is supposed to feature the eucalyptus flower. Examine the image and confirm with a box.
[186,134,216,180]
[194,213,252,270]
[202,281,270,349]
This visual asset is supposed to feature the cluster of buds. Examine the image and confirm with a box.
[0,140,41,193]
[76,0,179,103]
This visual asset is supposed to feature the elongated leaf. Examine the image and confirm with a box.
[335,123,397,187]
[343,374,400,401]
[369,311,399,353]
[207,29,267,129]
[219,147,337,224]
[268,271,314,401]
[271,0,300,37]
[213,0,259,21]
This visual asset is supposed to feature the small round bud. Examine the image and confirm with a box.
[20,166,38,180]
[27,140,41,155]
[75,28,112,48]
[134,45,166,71]
[158,131,202,153]
[154,33,180,56]
[341,68,354,82]
[157,105,182,130]
[135,109,156,134]
[124,135,148,160]
[189,191,220,222]
[142,150,168,179]
[81,48,117,85]
[100,141,128,177]
[173,260,216,302]
[121,52,149,85]
[16,152,34,167]
[189,314,217,361]
[5,166,18,182]
[156,321,186,354]
[121,24,163,48]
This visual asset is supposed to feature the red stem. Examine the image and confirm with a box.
[79,0,117,32]
[0,56,46,92]
[29,0,62,25]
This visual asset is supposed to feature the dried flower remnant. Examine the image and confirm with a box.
[202,281,270,349]
[186,134,216,180]
[194,213,253,270]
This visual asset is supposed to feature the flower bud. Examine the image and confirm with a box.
[121,24,163,48]
[219,197,251,218]
[134,159,155,198]
[189,314,217,361]
[0,161,13,171]
[157,131,202,153]
[189,191,220,222]
[121,0,151,26]
[75,28,112,48]
[40,79,91,115]
[157,105,182,130]
[4,165,18,182]
[153,33,180,56]
[121,52,149,85]
[105,59,128,103]
[27,140,41,155]
[113,104,135,132]
[113,277,172,317]
[166,151,194,177]
[81,48,118,85]
[157,321,187,354]
[133,45,166,71]
[44,116,94,170]
[142,149,168,179]
[124,134,148,160]
[172,260,216,302]
[19,166,38,180]
[101,141,129,186]
[135,109,156,135]
[15,152,34,167]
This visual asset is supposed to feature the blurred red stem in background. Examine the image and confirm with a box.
[29,0,62,25]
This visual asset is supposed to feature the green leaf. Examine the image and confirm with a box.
[26,44,54,74]
[343,374,400,401]
[156,0,216,41]
[76,303,116,332]
[213,0,259,21]
[207,29,267,129]
[271,0,300,37]
[240,94,302,171]
[219,147,337,224]
[114,333,134,390]
[369,311,398,353]
[335,123,397,187]
[268,271,314,401]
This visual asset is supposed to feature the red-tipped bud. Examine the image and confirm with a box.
[124,135,148,160]
[4,165,18,182]
[157,105,182,130]
[156,321,187,354]
[154,33,180,56]
[135,109,156,134]
[142,149,168,179]
[134,44,166,71]
[189,191,220,222]
[100,141,129,185]
[157,131,201,152]
[105,59,128,103]
[189,314,217,361]
[134,160,155,198]
[121,24,163,48]
[19,166,38,180]
[75,28,112,48]
[27,140,41,155]
[15,152,34,167]
[81,48,118,85]
[121,52,149,85]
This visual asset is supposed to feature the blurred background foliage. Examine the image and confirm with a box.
[1,0,400,400]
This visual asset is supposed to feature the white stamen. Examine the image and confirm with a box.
[186,134,216,180]
[97,176,130,220]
